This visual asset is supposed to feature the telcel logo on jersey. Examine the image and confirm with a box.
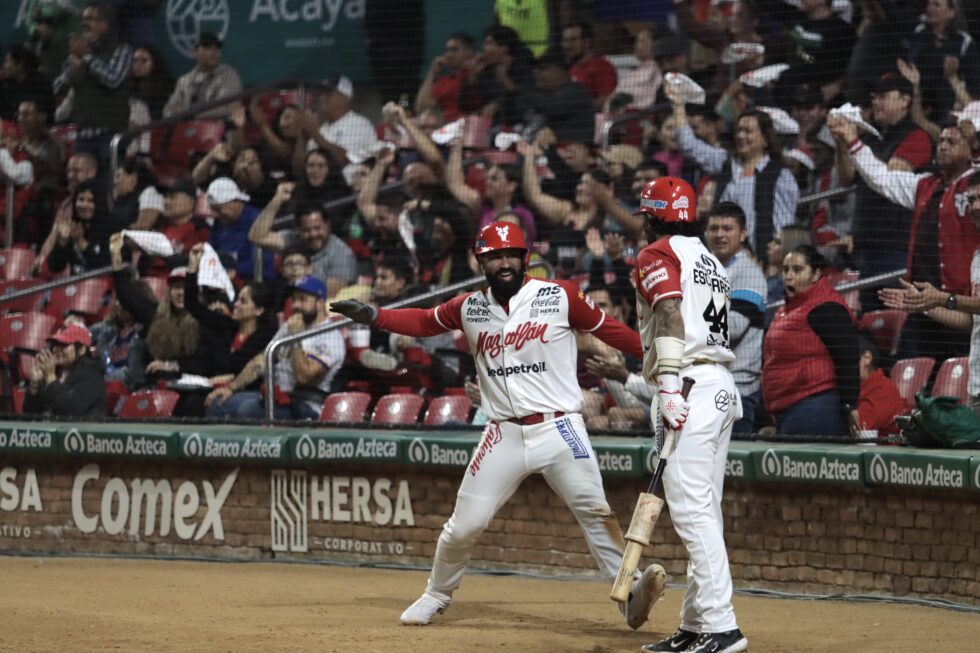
[475,322,549,358]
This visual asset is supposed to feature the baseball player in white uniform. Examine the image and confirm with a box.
[632,178,748,653]
[332,221,667,630]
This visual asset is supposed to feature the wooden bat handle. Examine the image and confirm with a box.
[610,541,643,603]
[681,376,695,399]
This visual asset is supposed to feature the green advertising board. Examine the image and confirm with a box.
[61,424,176,459]
[726,442,755,481]
[752,444,865,486]
[0,422,59,456]
[178,429,289,463]
[0,1,495,87]
[864,449,971,491]
[593,439,643,477]
[970,456,980,492]
[404,433,477,468]
[289,431,401,464]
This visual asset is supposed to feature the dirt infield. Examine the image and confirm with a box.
[0,556,973,653]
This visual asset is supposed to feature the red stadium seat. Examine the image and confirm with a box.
[44,277,112,322]
[423,396,473,426]
[479,149,519,166]
[0,279,44,314]
[461,115,491,149]
[0,247,35,280]
[931,357,969,404]
[117,390,179,418]
[166,121,225,166]
[826,270,860,316]
[10,386,25,414]
[859,309,907,357]
[319,391,372,423]
[0,312,57,354]
[890,357,936,409]
[371,393,426,425]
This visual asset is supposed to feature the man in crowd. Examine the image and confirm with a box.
[300,75,378,184]
[835,72,933,309]
[0,45,51,121]
[52,2,131,179]
[880,171,980,417]
[248,181,358,296]
[705,202,767,434]
[415,32,476,122]
[205,275,345,419]
[562,22,618,111]
[163,31,242,118]
[206,177,275,280]
[830,116,979,360]
[518,52,594,145]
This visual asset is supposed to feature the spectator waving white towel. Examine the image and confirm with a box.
[198,243,235,302]
[121,230,175,257]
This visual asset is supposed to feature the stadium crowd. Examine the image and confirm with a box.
[2,0,979,439]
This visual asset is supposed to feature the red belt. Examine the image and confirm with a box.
[507,411,565,426]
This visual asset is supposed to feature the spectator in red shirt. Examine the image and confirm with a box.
[158,178,210,256]
[415,32,476,123]
[856,338,905,438]
[561,22,617,111]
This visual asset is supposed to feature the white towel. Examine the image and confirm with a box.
[431,118,465,145]
[494,132,523,151]
[721,42,765,65]
[121,230,174,257]
[829,103,881,139]
[758,106,800,135]
[198,243,236,302]
[664,72,706,105]
[739,64,790,88]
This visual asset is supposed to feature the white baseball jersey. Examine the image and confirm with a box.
[633,235,736,382]
[373,278,641,421]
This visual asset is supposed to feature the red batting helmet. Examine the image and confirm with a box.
[633,177,696,223]
[474,220,528,255]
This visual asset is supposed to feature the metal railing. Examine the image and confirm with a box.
[262,273,488,419]
[765,268,906,311]
[4,180,13,248]
[0,264,119,305]
[108,77,312,189]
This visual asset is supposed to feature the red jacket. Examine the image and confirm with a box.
[763,278,854,414]
[857,369,905,437]
[907,169,980,295]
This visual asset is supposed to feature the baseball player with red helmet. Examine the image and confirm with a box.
[632,178,748,653]
[331,221,668,630]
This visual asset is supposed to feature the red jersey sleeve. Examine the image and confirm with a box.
[561,281,643,358]
[373,293,469,336]
[892,129,933,170]
[634,239,682,307]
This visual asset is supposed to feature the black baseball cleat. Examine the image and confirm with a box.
[682,629,748,653]
[640,628,699,652]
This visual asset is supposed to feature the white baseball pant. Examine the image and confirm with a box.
[424,413,625,602]
[660,363,741,634]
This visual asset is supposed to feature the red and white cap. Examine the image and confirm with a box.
[47,324,92,347]
[473,221,528,255]
[633,177,697,223]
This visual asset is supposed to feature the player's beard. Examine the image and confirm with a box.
[485,261,526,302]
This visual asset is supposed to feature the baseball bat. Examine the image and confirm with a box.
[610,376,695,603]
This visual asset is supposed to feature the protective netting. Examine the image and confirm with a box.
[0,0,979,438]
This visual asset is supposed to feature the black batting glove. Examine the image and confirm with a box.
[330,299,378,325]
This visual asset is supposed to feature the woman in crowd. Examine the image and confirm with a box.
[763,245,860,436]
[170,243,276,416]
[665,81,799,255]
[109,234,201,379]
[764,224,813,308]
[110,159,160,229]
[24,324,105,417]
[47,179,121,273]
[130,45,174,120]
[250,101,303,181]
[444,137,536,244]
[286,147,352,228]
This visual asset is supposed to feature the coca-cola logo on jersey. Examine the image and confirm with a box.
[530,296,560,309]
[475,322,550,358]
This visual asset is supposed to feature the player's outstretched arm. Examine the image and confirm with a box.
[330,294,467,338]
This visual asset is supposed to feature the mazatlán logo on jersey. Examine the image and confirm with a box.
[475,322,549,358]
[495,225,510,242]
